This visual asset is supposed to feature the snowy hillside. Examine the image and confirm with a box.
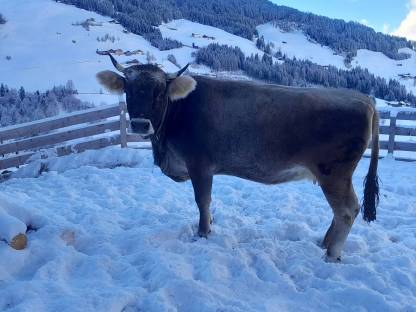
[354,48,416,95]
[256,23,347,69]
[0,0,264,106]
[1,0,415,108]
[257,23,416,95]
[0,147,415,311]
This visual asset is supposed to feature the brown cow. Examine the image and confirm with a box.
[97,55,379,261]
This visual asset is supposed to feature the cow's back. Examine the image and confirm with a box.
[166,76,375,183]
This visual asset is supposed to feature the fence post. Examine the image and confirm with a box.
[387,113,396,156]
[119,101,128,148]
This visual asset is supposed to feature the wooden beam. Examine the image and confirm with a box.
[394,141,416,152]
[379,140,389,150]
[397,111,416,121]
[0,104,120,141]
[0,135,122,171]
[119,102,128,148]
[395,126,416,136]
[55,135,121,156]
[0,120,120,155]
[0,152,34,171]
[379,125,390,135]
[387,117,397,155]
[378,111,391,119]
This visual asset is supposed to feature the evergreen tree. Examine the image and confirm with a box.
[0,82,93,127]
[19,87,25,101]
[60,0,413,59]
[196,43,416,106]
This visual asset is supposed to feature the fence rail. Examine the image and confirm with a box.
[0,102,145,171]
[377,110,416,155]
[0,106,415,171]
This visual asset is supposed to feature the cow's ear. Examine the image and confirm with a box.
[96,70,125,94]
[168,75,196,101]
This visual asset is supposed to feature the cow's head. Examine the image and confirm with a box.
[96,54,196,137]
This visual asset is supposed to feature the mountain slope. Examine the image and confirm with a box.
[61,0,413,60]
[0,0,415,108]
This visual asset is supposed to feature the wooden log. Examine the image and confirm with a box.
[0,209,27,250]
[10,233,27,250]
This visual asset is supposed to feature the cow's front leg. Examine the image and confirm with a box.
[188,166,213,238]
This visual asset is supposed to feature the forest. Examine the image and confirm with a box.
[0,82,92,127]
[196,43,416,106]
[61,0,413,59]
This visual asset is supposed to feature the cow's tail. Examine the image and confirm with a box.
[362,102,379,222]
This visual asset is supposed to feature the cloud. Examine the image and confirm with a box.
[392,0,416,40]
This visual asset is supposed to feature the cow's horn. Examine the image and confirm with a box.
[108,53,125,73]
[167,63,190,80]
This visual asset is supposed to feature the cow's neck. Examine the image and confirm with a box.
[150,99,174,168]
[153,98,171,142]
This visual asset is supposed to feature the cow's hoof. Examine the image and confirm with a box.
[324,253,341,263]
[197,228,211,238]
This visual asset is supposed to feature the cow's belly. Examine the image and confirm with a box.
[220,165,316,185]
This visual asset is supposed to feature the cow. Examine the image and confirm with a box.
[97,54,380,262]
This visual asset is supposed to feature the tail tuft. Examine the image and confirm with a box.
[362,174,379,222]
[362,104,379,223]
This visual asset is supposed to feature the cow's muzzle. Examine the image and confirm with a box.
[129,118,155,137]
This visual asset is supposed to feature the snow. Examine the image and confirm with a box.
[256,23,347,69]
[0,1,264,107]
[159,19,265,58]
[353,47,416,94]
[1,0,415,110]
[257,23,416,95]
[1,146,415,311]
[0,0,196,105]
[0,209,26,242]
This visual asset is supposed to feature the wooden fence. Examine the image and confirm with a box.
[0,102,145,171]
[0,106,415,171]
[377,110,416,159]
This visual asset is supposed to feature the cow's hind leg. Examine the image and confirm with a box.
[188,166,213,238]
[320,178,360,261]
[321,219,335,249]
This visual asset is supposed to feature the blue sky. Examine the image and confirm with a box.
[271,0,411,35]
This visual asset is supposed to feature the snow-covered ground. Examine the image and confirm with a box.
[0,146,415,311]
